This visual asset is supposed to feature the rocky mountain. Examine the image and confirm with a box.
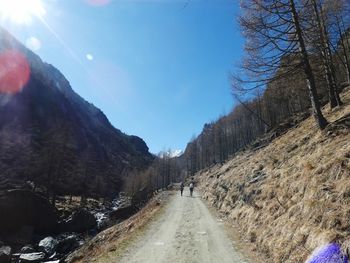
[0,27,153,198]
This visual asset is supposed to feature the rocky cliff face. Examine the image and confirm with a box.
[196,88,350,262]
[0,28,153,197]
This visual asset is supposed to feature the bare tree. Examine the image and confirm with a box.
[325,0,350,83]
[235,0,328,129]
[304,0,343,108]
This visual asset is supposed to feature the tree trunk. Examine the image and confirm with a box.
[290,0,328,129]
[337,17,350,83]
[80,195,87,207]
[319,6,342,106]
[311,0,342,108]
[51,193,56,206]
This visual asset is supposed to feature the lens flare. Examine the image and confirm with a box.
[26,37,42,51]
[306,243,348,263]
[86,53,94,61]
[0,50,30,94]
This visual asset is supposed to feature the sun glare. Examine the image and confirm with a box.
[0,0,46,24]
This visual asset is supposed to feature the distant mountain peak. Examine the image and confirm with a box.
[159,149,183,158]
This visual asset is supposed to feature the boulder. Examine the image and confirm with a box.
[0,246,11,263]
[19,252,45,262]
[39,237,58,255]
[20,246,35,254]
[61,209,97,233]
[131,187,149,207]
[56,235,79,254]
[0,190,59,236]
[109,205,137,221]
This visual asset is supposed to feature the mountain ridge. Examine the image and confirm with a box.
[0,27,153,198]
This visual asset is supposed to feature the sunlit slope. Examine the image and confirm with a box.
[197,87,350,262]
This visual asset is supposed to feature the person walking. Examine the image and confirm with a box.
[180,182,184,196]
[189,181,194,197]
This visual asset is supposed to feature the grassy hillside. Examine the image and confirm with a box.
[197,86,350,262]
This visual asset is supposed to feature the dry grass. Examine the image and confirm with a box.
[66,192,172,263]
[198,87,350,263]
[55,196,103,215]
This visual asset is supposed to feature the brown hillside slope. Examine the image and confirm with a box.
[66,192,171,263]
[197,87,350,263]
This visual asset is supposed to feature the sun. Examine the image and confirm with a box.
[0,0,46,24]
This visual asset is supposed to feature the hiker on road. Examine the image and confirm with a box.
[180,182,184,196]
[189,180,194,197]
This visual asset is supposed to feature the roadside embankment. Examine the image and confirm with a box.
[197,88,350,262]
[65,191,171,263]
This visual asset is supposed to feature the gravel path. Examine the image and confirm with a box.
[119,188,251,263]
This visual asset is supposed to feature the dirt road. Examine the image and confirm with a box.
[119,188,252,263]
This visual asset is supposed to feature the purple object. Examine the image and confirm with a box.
[307,243,348,263]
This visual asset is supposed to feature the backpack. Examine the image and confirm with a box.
[189,183,194,189]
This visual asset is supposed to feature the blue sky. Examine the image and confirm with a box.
[1,0,243,154]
